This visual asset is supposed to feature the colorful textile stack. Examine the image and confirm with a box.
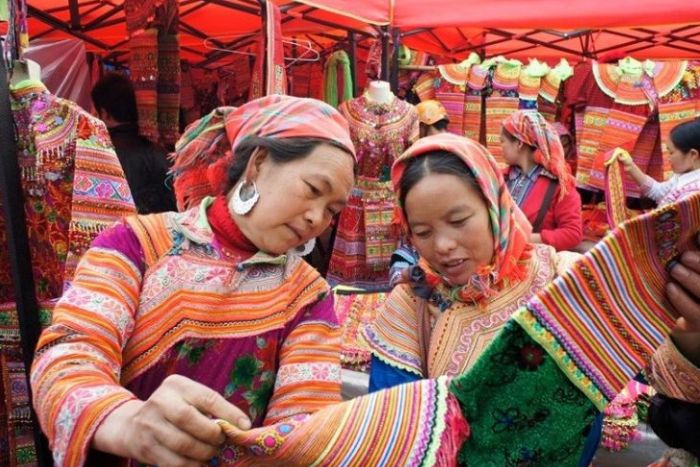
[0,81,135,466]
[333,289,386,372]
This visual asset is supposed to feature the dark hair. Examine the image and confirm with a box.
[91,72,138,123]
[670,118,700,154]
[226,136,354,188]
[433,118,449,131]
[398,150,482,217]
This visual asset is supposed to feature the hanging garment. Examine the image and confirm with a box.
[485,59,522,164]
[323,50,353,108]
[586,60,662,194]
[433,55,481,137]
[249,1,287,100]
[125,0,180,145]
[518,59,550,109]
[537,58,574,123]
[0,80,135,466]
[327,95,418,290]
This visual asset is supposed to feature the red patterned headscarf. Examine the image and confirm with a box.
[502,110,575,197]
[392,133,533,304]
[171,95,356,210]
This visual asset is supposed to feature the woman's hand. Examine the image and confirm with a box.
[529,233,543,244]
[93,374,251,466]
[666,245,700,366]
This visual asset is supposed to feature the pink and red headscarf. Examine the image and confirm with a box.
[502,110,575,196]
[392,133,532,303]
[170,95,356,210]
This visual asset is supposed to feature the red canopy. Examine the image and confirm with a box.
[6,1,700,67]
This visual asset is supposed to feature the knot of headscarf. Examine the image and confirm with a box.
[391,133,533,305]
[170,95,356,211]
[502,110,575,198]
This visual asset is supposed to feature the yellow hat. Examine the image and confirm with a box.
[416,100,448,126]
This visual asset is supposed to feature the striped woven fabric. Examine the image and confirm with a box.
[605,149,632,228]
[435,66,468,137]
[413,72,437,102]
[587,109,648,191]
[463,94,482,141]
[217,376,466,466]
[485,96,519,165]
[516,193,700,408]
[576,106,611,188]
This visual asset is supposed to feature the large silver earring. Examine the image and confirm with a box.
[292,237,316,256]
[230,181,259,215]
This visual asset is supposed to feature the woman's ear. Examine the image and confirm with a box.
[689,148,700,162]
[245,148,268,181]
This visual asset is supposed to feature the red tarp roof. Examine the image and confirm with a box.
[6,1,700,67]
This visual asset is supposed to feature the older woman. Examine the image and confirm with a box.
[30,95,356,466]
[501,110,583,251]
[364,133,578,388]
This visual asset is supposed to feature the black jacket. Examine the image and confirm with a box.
[108,123,177,214]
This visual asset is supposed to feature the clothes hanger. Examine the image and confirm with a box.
[202,35,320,64]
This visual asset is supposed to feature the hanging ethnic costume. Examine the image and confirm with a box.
[327,94,419,290]
[0,80,135,466]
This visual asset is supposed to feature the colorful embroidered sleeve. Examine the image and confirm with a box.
[263,294,343,424]
[30,226,143,467]
[641,174,677,204]
[64,113,137,286]
[647,338,700,403]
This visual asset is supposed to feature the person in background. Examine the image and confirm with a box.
[620,118,700,207]
[416,99,450,138]
[501,110,583,251]
[91,72,177,214]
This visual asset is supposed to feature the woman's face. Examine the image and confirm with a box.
[405,172,495,286]
[668,138,699,174]
[233,143,354,255]
[499,129,522,166]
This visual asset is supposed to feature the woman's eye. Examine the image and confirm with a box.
[451,218,468,226]
[414,231,431,239]
[306,182,321,196]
